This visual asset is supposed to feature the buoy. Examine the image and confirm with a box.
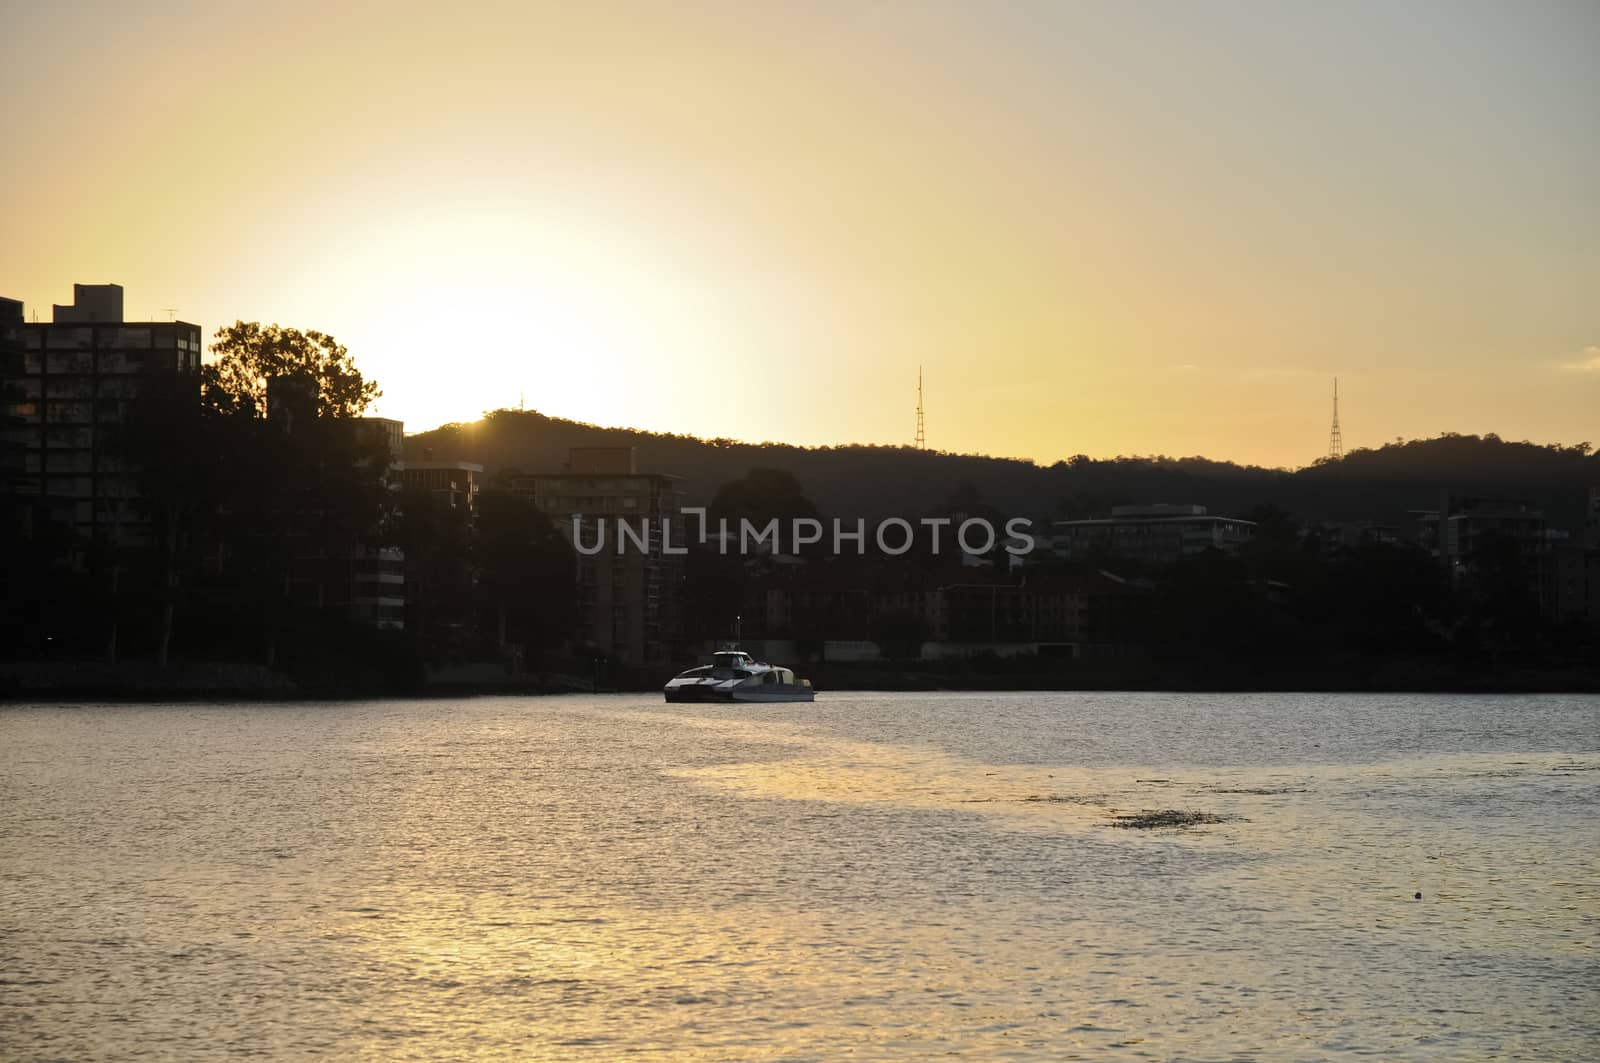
[1414,892,1422,900]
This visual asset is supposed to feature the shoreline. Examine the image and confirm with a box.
[6,658,1599,703]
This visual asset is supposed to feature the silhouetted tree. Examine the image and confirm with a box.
[206,322,380,419]
[475,488,576,659]
[1323,541,1453,655]
[709,468,819,530]
[183,326,394,666]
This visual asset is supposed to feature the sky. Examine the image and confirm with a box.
[3,0,1596,468]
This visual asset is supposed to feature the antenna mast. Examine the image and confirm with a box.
[914,366,926,450]
[1327,377,1343,461]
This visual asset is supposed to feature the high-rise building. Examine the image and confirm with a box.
[1,298,30,540]
[513,446,684,666]
[1,285,202,554]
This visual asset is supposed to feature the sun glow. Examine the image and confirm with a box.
[290,207,720,431]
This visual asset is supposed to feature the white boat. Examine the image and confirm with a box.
[663,649,816,703]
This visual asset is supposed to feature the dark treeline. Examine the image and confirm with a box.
[409,409,1600,532]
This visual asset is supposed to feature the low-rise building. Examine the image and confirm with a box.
[1053,503,1254,566]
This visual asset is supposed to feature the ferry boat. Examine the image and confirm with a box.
[663,649,816,703]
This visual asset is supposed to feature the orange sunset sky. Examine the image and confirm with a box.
[3,0,1596,468]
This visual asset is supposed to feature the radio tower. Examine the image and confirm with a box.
[914,367,926,450]
[1327,377,1343,461]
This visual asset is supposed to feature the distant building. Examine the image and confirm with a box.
[346,418,407,631]
[1,285,202,554]
[1,297,38,545]
[512,446,684,666]
[1,297,25,495]
[360,416,405,464]
[1412,496,1549,611]
[759,566,1151,661]
[1548,542,1598,632]
[400,458,483,512]
[339,543,407,631]
[913,572,1149,659]
[1548,488,1600,634]
[762,570,873,645]
[1308,520,1397,555]
[1052,503,1254,566]
[266,403,407,631]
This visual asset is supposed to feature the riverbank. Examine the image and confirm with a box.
[6,653,1598,700]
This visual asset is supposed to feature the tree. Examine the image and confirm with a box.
[206,322,380,419]
[709,468,819,529]
[190,323,392,667]
[475,488,577,658]
[1324,541,1453,655]
[940,479,1011,574]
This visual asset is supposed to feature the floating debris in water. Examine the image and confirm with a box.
[1021,793,1107,805]
[1107,809,1231,830]
[1207,786,1306,795]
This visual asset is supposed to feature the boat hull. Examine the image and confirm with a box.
[663,686,727,703]
[729,688,815,703]
[663,681,815,703]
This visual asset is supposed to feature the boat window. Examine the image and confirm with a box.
[763,670,777,684]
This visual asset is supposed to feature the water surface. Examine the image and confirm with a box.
[2,692,1597,1060]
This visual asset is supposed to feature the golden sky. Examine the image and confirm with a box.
[3,1,1596,467]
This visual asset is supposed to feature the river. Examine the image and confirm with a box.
[2,692,1596,1060]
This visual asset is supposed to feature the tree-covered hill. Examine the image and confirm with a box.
[405,411,1599,532]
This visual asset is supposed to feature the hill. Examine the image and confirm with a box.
[405,412,1599,532]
